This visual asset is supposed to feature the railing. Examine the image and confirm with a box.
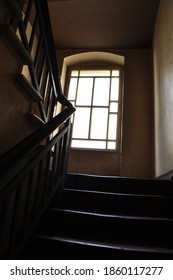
[0,107,75,259]
[12,0,71,122]
[0,0,75,258]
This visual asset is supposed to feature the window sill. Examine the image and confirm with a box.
[70,147,121,154]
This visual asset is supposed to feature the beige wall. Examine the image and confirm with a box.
[121,50,153,178]
[57,49,153,177]
[153,0,173,176]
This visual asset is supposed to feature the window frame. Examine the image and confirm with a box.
[65,65,124,153]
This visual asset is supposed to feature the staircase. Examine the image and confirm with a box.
[21,173,173,259]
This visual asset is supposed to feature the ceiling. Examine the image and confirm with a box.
[48,0,160,50]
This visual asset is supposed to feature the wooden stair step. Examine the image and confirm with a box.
[21,173,173,259]
[35,208,173,247]
[65,173,173,196]
[21,234,173,260]
[60,188,172,218]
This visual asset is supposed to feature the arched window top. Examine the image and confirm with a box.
[61,51,125,90]
[63,51,125,67]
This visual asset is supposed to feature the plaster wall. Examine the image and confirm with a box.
[121,50,153,178]
[153,0,173,176]
[0,39,34,155]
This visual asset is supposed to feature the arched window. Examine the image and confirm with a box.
[64,52,124,152]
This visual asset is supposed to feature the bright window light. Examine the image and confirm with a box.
[67,68,122,151]
[93,78,110,106]
[76,78,93,106]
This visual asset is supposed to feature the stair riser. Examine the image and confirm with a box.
[61,191,172,217]
[66,174,173,196]
[36,211,173,246]
[22,236,173,260]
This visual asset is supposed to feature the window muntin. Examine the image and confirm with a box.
[67,68,122,151]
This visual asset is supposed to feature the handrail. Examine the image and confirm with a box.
[0,106,75,177]
[0,123,69,204]
[34,0,72,108]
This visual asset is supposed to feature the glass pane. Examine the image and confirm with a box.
[111,78,119,101]
[91,108,108,139]
[112,70,120,76]
[68,78,77,100]
[80,70,110,77]
[72,108,90,138]
[71,70,79,77]
[71,140,106,149]
[76,78,93,105]
[110,102,118,113]
[93,78,110,106]
[108,114,117,140]
[107,141,116,150]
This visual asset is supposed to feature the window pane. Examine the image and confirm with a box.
[108,114,117,140]
[71,140,106,149]
[91,108,108,139]
[80,70,110,76]
[110,102,118,113]
[68,78,78,100]
[112,70,120,76]
[93,78,110,106]
[71,70,78,77]
[107,141,116,150]
[72,108,90,138]
[76,78,93,105]
[111,78,119,101]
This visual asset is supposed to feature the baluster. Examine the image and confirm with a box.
[8,185,22,258]
[43,70,50,102]
[42,151,52,205]
[56,137,64,184]
[0,202,9,258]
[50,97,57,119]
[50,143,58,192]
[29,13,38,50]
[23,0,34,28]
[23,170,35,235]
[61,120,72,185]
[15,0,25,10]
[38,53,46,88]
[46,86,53,118]
[32,158,44,218]
[34,34,43,69]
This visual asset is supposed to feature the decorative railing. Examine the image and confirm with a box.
[0,107,75,259]
[0,0,75,259]
[12,0,71,123]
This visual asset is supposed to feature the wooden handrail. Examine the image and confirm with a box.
[34,0,72,108]
[0,106,75,177]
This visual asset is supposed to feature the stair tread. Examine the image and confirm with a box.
[33,233,173,254]
[21,173,173,259]
[63,188,170,198]
[67,172,171,183]
[49,207,173,222]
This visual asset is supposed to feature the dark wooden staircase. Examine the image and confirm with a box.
[21,173,173,259]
